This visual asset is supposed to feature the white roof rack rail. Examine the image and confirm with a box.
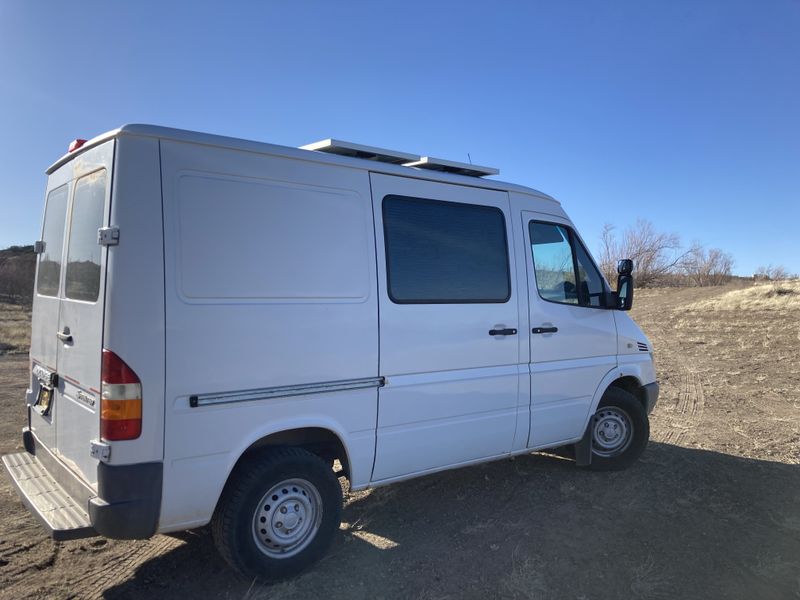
[300,139,418,165]
[403,156,499,177]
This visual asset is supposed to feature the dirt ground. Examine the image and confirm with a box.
[1,283,798,599]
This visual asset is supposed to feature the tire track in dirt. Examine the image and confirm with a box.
[0,537,57,582]
[634,298,707,448]
[657,368,706,446]
[0,536,182,599]
[72,536,183,600]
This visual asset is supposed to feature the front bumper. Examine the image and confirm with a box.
[643,381,660,414]
[2,427,162,541]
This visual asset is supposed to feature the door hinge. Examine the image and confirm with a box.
[97,226,120,246]
[34,240,46,254]
[90,439,111,462]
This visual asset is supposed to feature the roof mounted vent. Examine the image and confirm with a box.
[300,139,419,165]
[403,156,499,177]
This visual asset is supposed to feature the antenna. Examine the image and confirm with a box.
[467,153,472,165]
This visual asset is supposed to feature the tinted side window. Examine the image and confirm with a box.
[65,170,106,302]
[37,185,70,297]
[383,195,511,303]
[529,221,606,308]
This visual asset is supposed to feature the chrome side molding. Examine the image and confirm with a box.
[189,376,385,408]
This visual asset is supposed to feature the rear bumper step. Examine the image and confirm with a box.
[2,451,96,541]
[2,428,163,541]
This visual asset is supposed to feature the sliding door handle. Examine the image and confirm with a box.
[532,327,558,334]
[489,328,517,336]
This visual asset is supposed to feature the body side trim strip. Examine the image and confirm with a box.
[189,376,385,408]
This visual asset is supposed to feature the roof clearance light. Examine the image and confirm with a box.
[68,139,87,153]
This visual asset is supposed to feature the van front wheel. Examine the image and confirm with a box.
[587,387,649,471]
[211,447,342,579]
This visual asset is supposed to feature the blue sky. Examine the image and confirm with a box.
[1,0,798,275]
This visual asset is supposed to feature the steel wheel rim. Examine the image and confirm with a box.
[592,406,633,457]
[252,478,322,559]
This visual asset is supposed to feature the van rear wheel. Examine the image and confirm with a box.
[587,386,649,471]
[211,447,342,579]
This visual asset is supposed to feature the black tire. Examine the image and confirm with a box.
[211,446,342,580]
[586,386,649,471]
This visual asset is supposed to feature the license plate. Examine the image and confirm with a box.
[34,385,53,416]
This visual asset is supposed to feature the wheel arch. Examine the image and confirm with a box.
[210,421,354,521]
[584,368,648,432]
[239,426,351,479]
[607,376,648,409]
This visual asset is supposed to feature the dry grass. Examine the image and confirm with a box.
[0,302,31,354]
[686,280,800,311]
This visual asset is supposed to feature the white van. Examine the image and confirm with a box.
[3,125,658,579]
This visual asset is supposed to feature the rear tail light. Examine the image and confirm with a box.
[100,349,142,441]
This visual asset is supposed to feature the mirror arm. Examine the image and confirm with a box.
[605,290,617,309]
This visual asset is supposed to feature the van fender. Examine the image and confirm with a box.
[160,415,360,533]
[220,414,356,494]
[581,364,647,434]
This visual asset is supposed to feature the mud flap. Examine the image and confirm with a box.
[575,417,594,467]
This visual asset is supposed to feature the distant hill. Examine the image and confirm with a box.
[0,245,36,305]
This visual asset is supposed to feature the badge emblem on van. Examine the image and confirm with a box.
[76,390,96,408]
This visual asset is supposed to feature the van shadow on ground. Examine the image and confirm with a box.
[105,443,800,600]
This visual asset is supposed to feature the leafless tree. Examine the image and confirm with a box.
[682,245,734,286]
[755,264,792,281]
[599,219,687,287]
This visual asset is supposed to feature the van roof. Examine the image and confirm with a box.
[47,124,559,204]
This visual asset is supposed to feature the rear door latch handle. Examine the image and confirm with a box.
[532,327,558,334]
[57,327,72,343]
[489,328,517,336]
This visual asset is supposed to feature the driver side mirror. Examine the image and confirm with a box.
[614,259,634,310]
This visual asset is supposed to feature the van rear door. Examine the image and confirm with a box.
[29,141,114,486]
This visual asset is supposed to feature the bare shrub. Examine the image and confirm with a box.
[754,265,794,281]
[599,220,687,288]
[682,245,734,287]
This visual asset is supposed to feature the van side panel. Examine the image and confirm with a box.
[158,141,378,530]
[103,136,166,466]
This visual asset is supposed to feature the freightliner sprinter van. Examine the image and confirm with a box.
[3,125,658,579]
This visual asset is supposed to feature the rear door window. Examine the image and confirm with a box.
[65,170,106,302]
[37,185,70,297]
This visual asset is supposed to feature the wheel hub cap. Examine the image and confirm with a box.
[252,478,322,559]
[592,407,633,457]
